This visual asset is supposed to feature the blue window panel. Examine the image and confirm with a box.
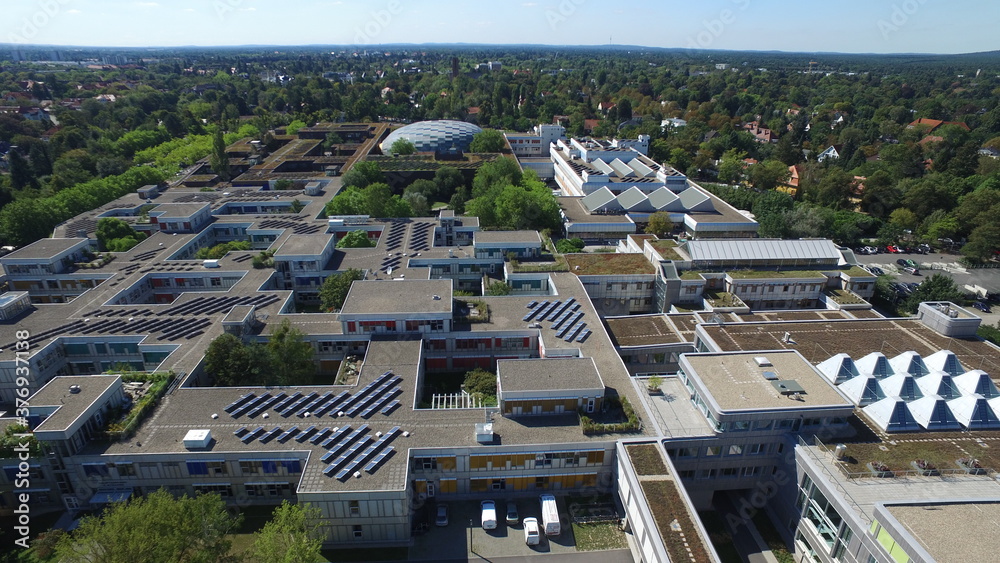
[186,461,209,475]
[83,464,109,477]
[262,460,278,474]
[283,460,302,473]
[3,466,17,481]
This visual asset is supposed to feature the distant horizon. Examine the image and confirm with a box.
[1,0,995,55]
[3,41,999,59]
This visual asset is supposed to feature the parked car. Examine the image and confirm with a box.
[886,245,900,253]
[435,504,449,527]
[896,259,909,267]
[902,267,920,275]
[869,267,885,276]
[481,500,497,530]
[905,259,919,268]
[917,244,931,254]
[506,502,519,526]
[973,301,992,313]
[523,517,541,546]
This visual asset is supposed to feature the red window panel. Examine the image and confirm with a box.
[347,322,356,332]
[523,338,530,347]
[495,338,502,347]
[426,358,448,370]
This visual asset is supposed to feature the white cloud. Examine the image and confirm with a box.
[239,7,257,11]
[67,8,82,14]
[183,8,195,12]
[521,2,537,6]
[134,2,160,7]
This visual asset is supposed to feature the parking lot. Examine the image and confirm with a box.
[410,497,582,560]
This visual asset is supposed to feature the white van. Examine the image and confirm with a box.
[539,494,560,536]
[481,500,497,529]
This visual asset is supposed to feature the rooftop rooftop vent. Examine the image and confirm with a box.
[761,371,779,381]
[69,385,82,394]
[475,422,494,444]
[754,356,772,367]
[771,380,806,396]
[432,295,441,300]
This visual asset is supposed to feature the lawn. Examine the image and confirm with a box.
[641,480,712,563]
[572,521,628,551]
[649,239,684,261]
[565,253,656,275]
[626,443,669,476]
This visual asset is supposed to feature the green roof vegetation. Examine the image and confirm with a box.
[649,239,684,261]
[843,266,874,277]
[825,288,867,305]
[566,253,656,276]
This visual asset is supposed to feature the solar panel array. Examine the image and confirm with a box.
[522,300,549,322]
[327,425,403,479]
[384,221,407,252]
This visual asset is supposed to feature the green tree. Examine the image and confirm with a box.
[405,178,441,202]
[319,268,364,312]
[389,138,416,155]
[717,149,746,184]
[434,166,465,202]
[486,281,512,296]
[463,368,497,397]
[555,238,585,254]
[404,191,431,216]
[889,208,919,233]
[8,150,37,190]
[645,211,674,238]
[336,230,375,248]
[209,127,230,182]
[267,319,315,386]
[340,161,385,189]
[54,490,239,563]
[204,333,276,386]
[96,218,142,251]
[326,184,412,218]
[29,142,52,178]
[962,223,1000,261]
[250,501,324,563]
[747,159,791,191]
[617,98,633,120]
[469,129,506,153]
[901,273,965,313]
[195,241,252,259]
[808,168,856,210]
[286,120,307,135]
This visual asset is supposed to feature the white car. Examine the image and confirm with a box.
[481,500,497,529]
[523,517,541,545]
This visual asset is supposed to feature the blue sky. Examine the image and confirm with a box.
[2,0,995,54]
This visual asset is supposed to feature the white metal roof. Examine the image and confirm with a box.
[680,238,842,263]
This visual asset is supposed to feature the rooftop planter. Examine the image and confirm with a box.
[867,460,893,478]
[910,459,939,476]
[956,457,988,475]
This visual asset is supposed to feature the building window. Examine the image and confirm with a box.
[705,446,721,457]
[350,500,360,516]
[728,444,743,456]
[353,525,363,539]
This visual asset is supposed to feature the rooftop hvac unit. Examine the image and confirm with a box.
[754,356,772,367]
[475,423,494,444]
[182,429,212,449]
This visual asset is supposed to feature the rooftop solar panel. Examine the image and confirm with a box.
[241,426,265,443]
[272,392,303,412]
[321,425,352,448]
[232,392,272,417]
[297,392,333,417]
[564,323,585,342]
[364,446,395,473]
[276,426,299,442]
[224,392,255,413]
[233,426,248,438]
[380,400,400,415]
[314,391,349,416]
[258,426,283,443]
[293,426,317,442]
[309,427,333,444]
[248,392,287,417]
[281,392,318,417]
[575,329,592,343]
[526,300,538,309]
[361,388,402,418]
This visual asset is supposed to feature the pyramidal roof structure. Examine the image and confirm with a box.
[924,350,964,376]
[838,374,885,406]
[863,397,921,433]
[916,372,961,400]
[818,353,860,385]
[954,370,1000,398]
[880,373,924,402]
[890,351,929,377]
[856,352,894,378]
[908,396,963,430]
[949,395,1000,430]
